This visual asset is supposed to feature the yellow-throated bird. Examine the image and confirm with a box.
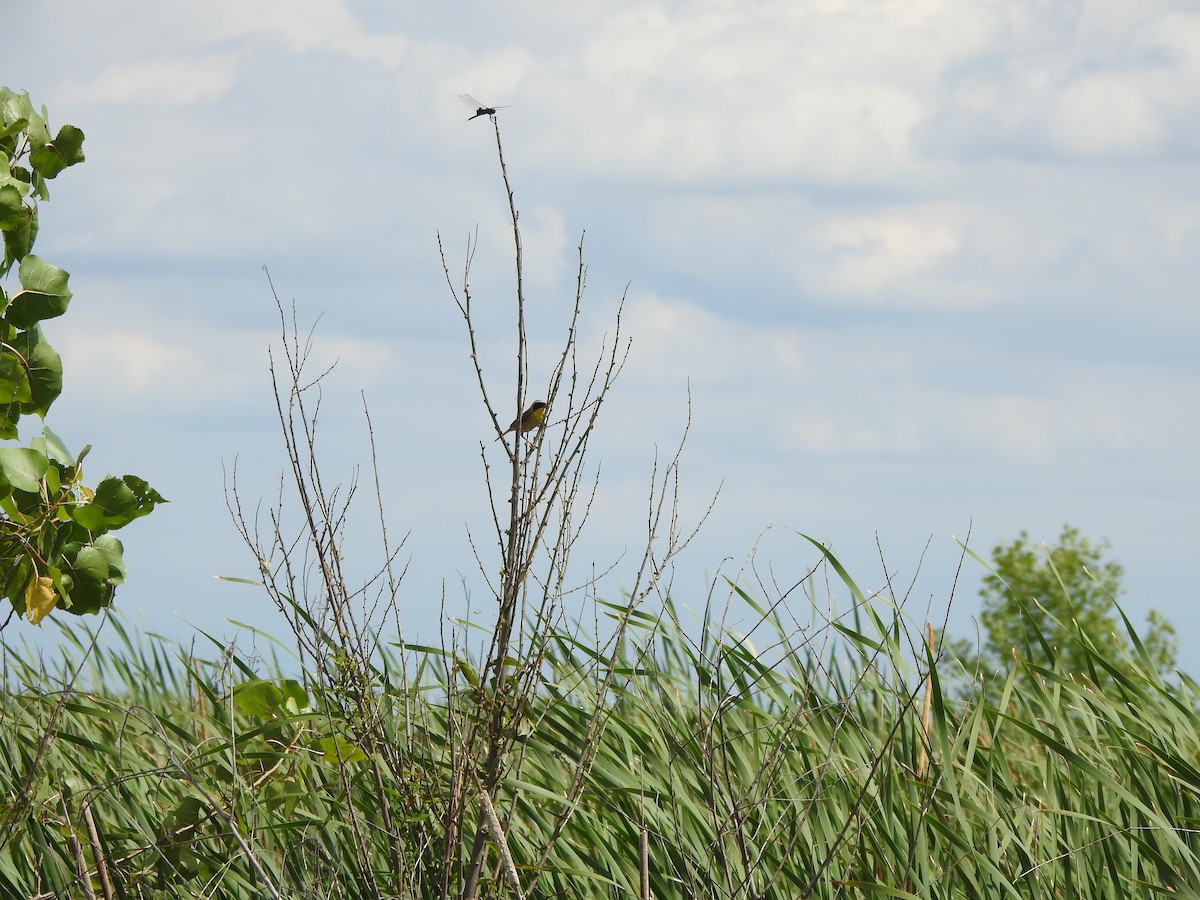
[498,401,547,440]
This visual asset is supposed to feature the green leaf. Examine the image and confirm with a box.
[73,545,114,585]
[8,257,71,328]
[165,797,206,833]
[1,554,33,611]
[72,475,166,530]
[0,115,29,142]
[0,347,31,406]
[92,533,127,584]
[0,446,48,493]
[0,90,38,140]
[0,184,22,229]
[279,679,310,714]
[798,532,869,606]
[33,425,75,467]
[16,255,71,295]
[0,405,18,441]
[60,541,121,614]
[44,462,60,495]
[316,735,367,765]
[7,290,70,330]
[118,474,168,512]
[29,125,84,178]
[2,203,36,275]
[0,158,34,195]
[7,94,47,147]
[8,328,62,417]
[233,679,284,719]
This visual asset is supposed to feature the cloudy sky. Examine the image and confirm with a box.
[7,1,1199,671]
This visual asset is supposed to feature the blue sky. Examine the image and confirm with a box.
[7,1,1199,671]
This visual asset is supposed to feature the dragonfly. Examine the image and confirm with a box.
[458,93,511,121]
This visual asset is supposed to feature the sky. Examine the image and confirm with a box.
[5,0,1199,673]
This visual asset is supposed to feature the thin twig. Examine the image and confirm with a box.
[639,823,651,900]
[479,786,526,898]
[917,621,935,780]
[81,803,113,900]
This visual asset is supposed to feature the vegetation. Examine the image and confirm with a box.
[2,579,1198,898]
[948,525,1178,697]
[1,99,1195,900]
[0,87,163,626]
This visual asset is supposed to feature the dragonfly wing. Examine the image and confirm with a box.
[459,94,484,109]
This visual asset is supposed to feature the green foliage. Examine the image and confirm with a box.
[2,588,1199,898]
[959,525,1177,692]
[0,87,164,624]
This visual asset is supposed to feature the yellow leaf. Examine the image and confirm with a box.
[25,576,57,625]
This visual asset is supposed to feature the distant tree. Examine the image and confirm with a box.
[950,525,1177,693]
[0,87,164,625]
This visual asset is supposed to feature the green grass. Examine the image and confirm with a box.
[2,588,1199,899]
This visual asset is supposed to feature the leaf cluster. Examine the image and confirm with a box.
[0,87,164,625]
[951,525,1178,698]
[0,88,85,277]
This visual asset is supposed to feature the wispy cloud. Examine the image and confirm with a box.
[59,57,240,107]
[7,0,1199,660]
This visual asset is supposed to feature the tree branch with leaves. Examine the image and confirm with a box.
[0,87,164,627]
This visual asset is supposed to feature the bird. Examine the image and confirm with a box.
[498,401,547,440]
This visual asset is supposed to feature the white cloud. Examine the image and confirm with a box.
[189,0,408,65]
[773,357,1197,471]
[584,7,1004,176]
[783,410,924,457]
[441,47,538,117]
[59,57,239,107]
[519,204,571,291]
[1147,202,1200,255]
[52,318,393,412]
[52,0,408,104]
[777,381,1135,467]
[816,209,966,300]
[923,5,1200,162]
[615,292,815,384]
[514,1,1000,185]
[608,290,1195,476]
[1046,73,1166,159]
[10,0,1200,666]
